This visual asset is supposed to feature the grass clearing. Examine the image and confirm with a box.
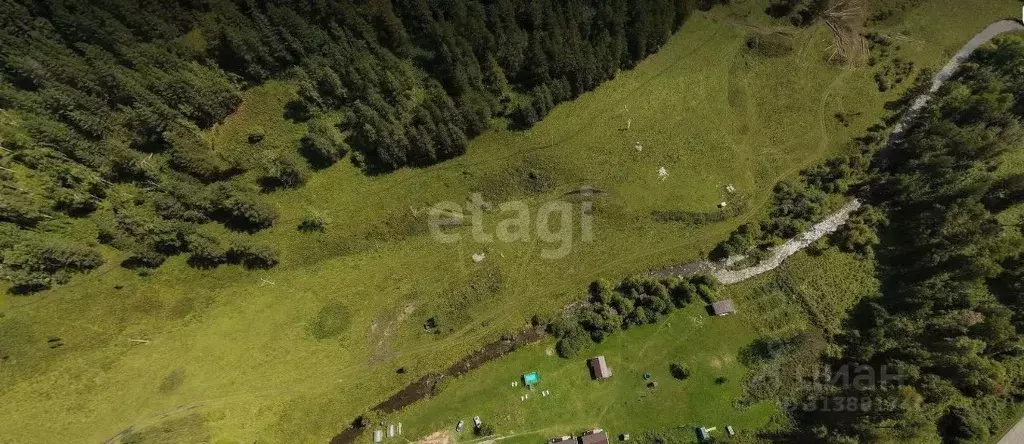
[391,249,879,443]
[0,1,1019,442]
[393,304,774,444]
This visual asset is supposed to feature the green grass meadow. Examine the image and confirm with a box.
[390,248,879,444]
[0,1,1020,442]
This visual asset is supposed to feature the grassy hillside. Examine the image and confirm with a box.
[0,0,1020,443]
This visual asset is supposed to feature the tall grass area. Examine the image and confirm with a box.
[0,0,1019,442]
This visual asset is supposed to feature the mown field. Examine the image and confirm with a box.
[0,0,1020,443]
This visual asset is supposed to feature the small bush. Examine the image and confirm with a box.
[51,188,98,216]
[1,240,104,293]
[670,362,691,380]
[0,189,44,227]
[258,156,308,191]
[226,242,279,269]
[247,127,266,144]
[121,250,167,269]
[555,327,591,358]
[509,103,539,130]
[185,233,227,269]
[216,192,278,233]
[165,126,238,182]
[299,120,349,169]
[530,313,554,327]
[298,215,326,232]
[474,424,494,437]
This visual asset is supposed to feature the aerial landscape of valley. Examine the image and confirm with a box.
[3,0,1024,443]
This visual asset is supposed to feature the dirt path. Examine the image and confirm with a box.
[999,417,1024,444]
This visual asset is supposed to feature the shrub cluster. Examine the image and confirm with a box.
[669,362,691,380]
[1,239,104,293]
[299,120,348,169]
[711,180,831,260]
[865,33,915,92]
[297,215,327,233]
[829,204,887,258]
[257,156,308,192]
[549,276,715,357]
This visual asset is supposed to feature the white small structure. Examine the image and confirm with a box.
[726,425,735,436]
[373,430,384,443]
[634,141,643,152]
[657,166,668,180]
[388,424,396,437]
[697,427,717,442]
[726,184,736,193]
[718,201,728,208]
[472,252,486,263]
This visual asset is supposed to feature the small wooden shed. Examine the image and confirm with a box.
[708,299,736,316]
[588,356,612,379]
[580,429,609,444]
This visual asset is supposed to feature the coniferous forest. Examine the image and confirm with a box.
[0,0,723,292]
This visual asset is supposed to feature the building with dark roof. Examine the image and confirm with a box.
[580,429,609,444]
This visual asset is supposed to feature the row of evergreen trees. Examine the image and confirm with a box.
[1,0,711,175]
[1,0,723,292]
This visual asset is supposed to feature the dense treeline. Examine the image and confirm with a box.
[0,0,717,292]
[781,35,1024,444]
[543,275,716,357]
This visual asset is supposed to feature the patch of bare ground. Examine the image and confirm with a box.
[823,0,869,65]
[368,302,417,364]
[416,431,452,444]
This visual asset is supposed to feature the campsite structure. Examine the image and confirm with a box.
[708,299,736,316]
[580,429,610,444]
[588,356,612,379]
[696,426,717,442]
[522,371,540,387]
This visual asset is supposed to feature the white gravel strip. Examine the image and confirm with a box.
[711,199,861,284]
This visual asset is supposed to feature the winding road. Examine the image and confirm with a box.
[653,19,1024,288]
[652,18,1024,444]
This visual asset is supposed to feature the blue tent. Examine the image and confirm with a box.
[522,372,539,386]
